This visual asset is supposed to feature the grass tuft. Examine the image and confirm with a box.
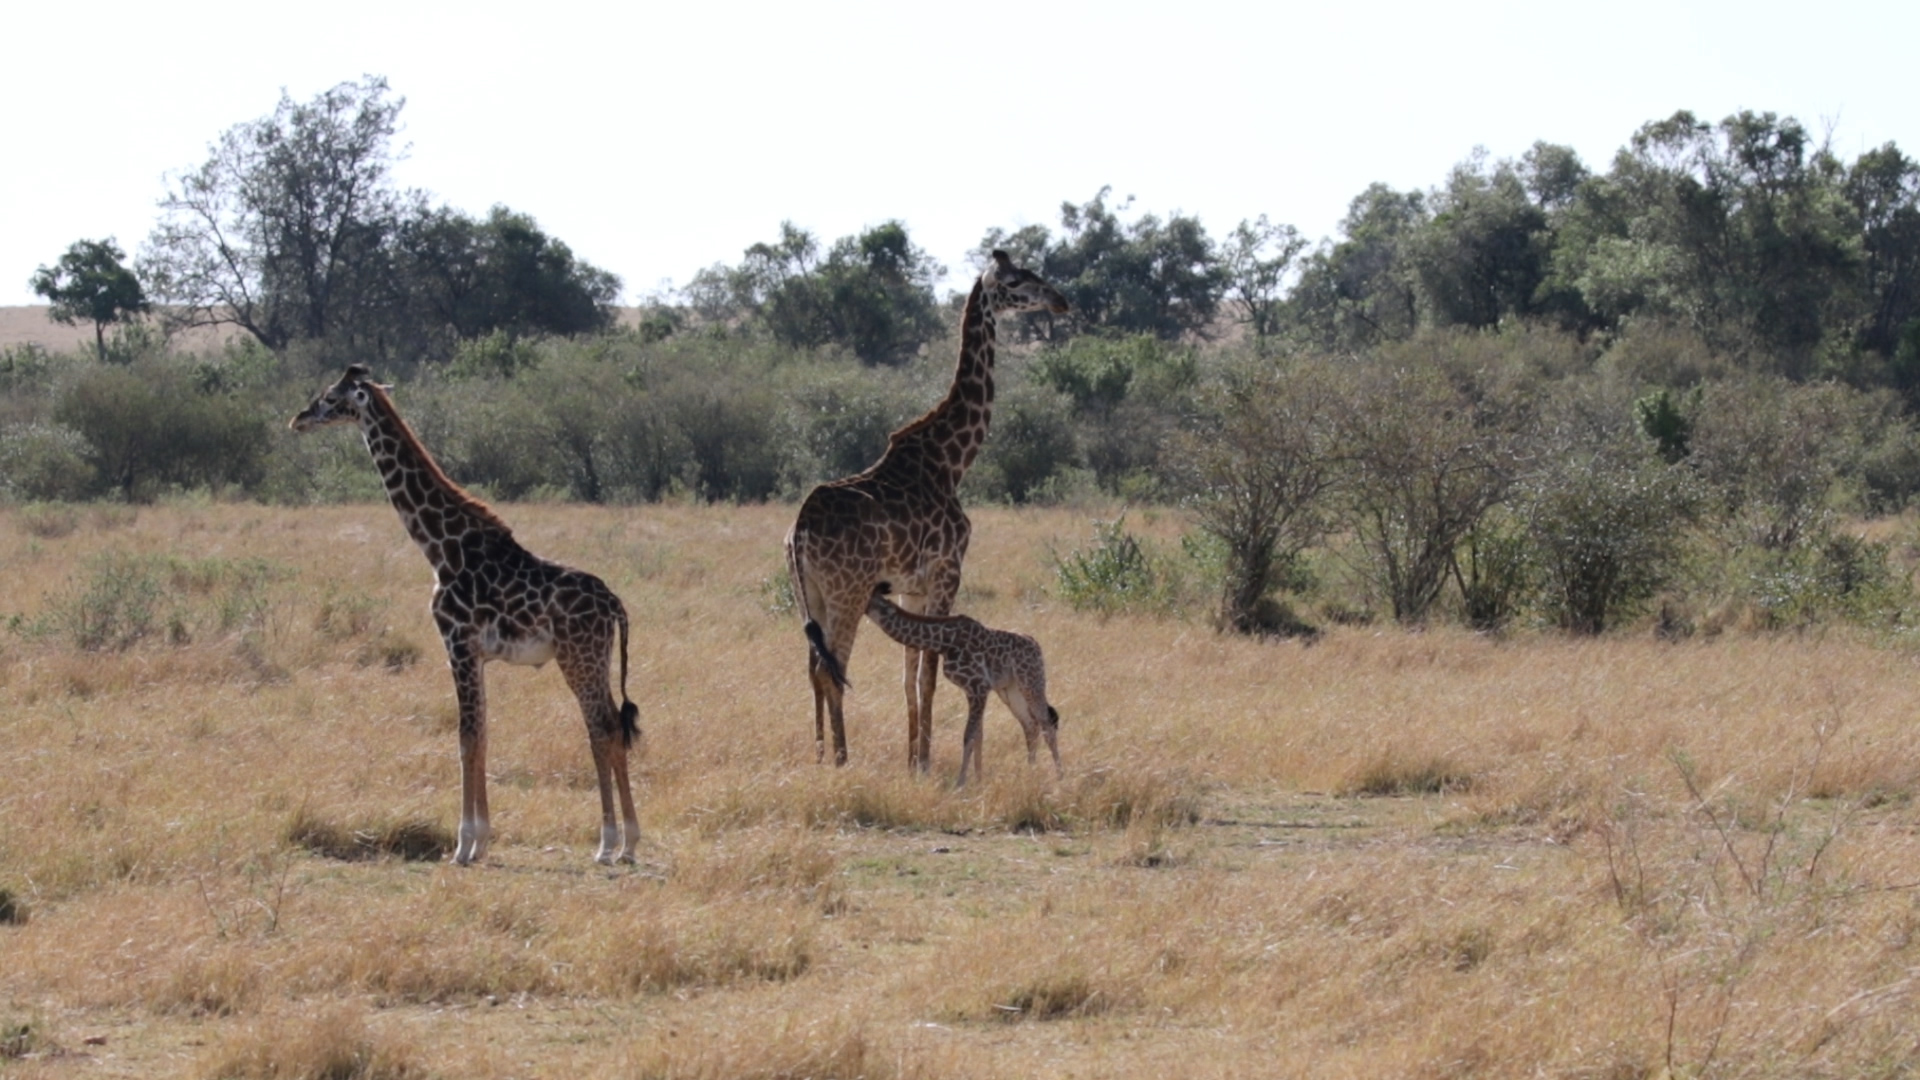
[0,887,25,926]
[198,1005,427,1080]
[996,971,1107,1020]
[285,808,452,862]
[1346,755,1474,796]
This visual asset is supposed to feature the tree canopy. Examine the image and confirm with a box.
[29,238,150,362]
[686,220,945,366]
[138,76,618,367]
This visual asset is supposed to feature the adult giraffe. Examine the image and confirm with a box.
[291,365,641,866]
[785,250,1068,770]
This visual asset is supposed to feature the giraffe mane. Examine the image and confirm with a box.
[876,275,988,457]
[360,380,514,534]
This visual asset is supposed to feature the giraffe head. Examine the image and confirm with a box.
[983,250,1069,315]
[290,364,385,432]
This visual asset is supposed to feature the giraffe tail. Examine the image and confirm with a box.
[788,537,849,691]
[804,619,849,692]
[616,602,640,748]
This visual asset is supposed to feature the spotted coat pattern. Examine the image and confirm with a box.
[864,588,1061,785]
[784,251,1068,770]
[291,365,641,866]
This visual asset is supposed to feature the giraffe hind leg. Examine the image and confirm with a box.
[564,644,638,865]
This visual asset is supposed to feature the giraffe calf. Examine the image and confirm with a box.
[865,584,1061,785]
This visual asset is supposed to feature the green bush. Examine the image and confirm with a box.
[56,552,169,650]
[1523,448,1697,634]
[1052,516,1177,614]
[0,422,96,501]
[53,360,269,500]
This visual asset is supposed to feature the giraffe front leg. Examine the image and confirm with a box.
[449,648,490,865]
[902,644,927,772]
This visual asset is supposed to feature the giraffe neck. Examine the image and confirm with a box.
[355,384,512,571]
[866,597,963,654]
[879,276,995,491]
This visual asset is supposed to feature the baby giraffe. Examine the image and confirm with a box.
[864,584,1061,784]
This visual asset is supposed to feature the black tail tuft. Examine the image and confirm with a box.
[619,701,640,747]
[1047,705,1061,728]
[804,618,849,691]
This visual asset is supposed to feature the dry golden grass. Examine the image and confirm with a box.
[6,499,1920,1077]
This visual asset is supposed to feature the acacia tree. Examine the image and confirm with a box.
[1337,362,1517,623]
[1170,356,1344,633]
[30,238,150,361]
[141,76,408,351]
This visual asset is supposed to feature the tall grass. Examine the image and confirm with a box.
[6,502,1920,1076]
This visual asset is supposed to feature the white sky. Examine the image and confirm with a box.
[4,0,1916,307]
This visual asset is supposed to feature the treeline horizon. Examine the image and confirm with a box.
[7,84,1920,639]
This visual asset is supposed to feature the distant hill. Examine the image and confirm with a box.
[0,306,655,354]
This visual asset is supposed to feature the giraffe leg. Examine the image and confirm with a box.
[821,612,857,767]
[825,675,850,767]
[916,649,940,773]
[1002,686,1040,765]
[902,645,926,772]
[564,648,639,865]
[609,734,640,863]
[449,647,490,865]
[809,652,828,764]
[585,735,625,864]
[917,579,960,774]
[957,687,988,787]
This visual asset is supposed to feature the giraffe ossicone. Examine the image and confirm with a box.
[291,364,643,866]
[865,584,1061,785]
[784,250,1067,770]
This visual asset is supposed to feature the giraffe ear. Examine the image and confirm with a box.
[990,249,1014,271]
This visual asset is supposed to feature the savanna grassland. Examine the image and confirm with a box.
[6,500,1920,1079]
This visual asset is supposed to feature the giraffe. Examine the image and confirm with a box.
[784,250,1067,770]
[865,585,1061,785]
[290,364,642,866]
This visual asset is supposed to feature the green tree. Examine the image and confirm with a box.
[1288,184,1427,349]
[690,221,944,365]
[1221,215,1307,351]
[979,188,1227,342]
[142,76,408,352]
[29,238,151,362]
[398,204,620,350]
[1846,144,1920,375]
[1550,111,1858,375]
[1404,149,1557,330]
